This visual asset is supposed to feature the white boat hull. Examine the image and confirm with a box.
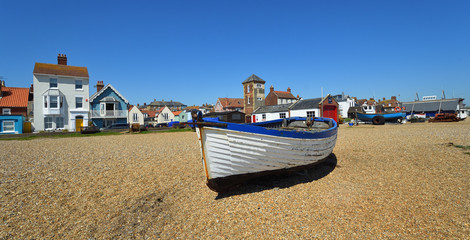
[196,126,337,186]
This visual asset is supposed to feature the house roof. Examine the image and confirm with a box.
[184,106,200,111]
[141,110,157,118]
[89,83,129,104]
[0,87,30,108]
[33,62,89,78]
[172,111,183,116]
[252,104,292,114]
[290,97,322,110]
[218,98,244,108]
[402,99,461,112]
[242,74,266,84]
[149,100,185,107]
[273,90,296,99]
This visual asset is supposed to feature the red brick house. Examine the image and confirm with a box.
[0,81,30,117]
[265,85,298,106]
[214,98,244,112]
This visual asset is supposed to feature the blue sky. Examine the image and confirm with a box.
[1,1,469,106]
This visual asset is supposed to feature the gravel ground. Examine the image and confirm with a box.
[1,121,469,239]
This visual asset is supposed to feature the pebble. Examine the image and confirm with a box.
[0,122,469,238]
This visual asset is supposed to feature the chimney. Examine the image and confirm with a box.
[28,84,34,101]
[270,85,274,92]
[96,81,104,92]
[57,53,67,65]
[391,96,397,100]
[287,87,291,93]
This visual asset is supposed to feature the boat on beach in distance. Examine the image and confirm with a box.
[189,110,338,192]
[356,112,406,125]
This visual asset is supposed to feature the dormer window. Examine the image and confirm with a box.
[50,78,58,88]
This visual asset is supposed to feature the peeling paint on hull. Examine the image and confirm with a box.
[194,118,338,192]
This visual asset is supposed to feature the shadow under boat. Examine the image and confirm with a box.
[214,153,338,199]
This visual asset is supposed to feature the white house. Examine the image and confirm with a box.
[333,93,356,118]
[33,54,90,132]
[156,106,174,125]
[128,106,144,126]
[289,98,322,118]
[252,104,291,122]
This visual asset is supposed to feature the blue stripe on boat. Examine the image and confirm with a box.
[201,117,338,139]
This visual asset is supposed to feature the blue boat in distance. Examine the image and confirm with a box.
[356,112,406,125]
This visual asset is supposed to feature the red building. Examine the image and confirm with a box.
[0,81,30,117]
[265,85,298,106]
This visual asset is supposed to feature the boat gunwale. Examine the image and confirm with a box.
[199,117,337,139]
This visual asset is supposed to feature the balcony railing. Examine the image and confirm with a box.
[91,110,127,118]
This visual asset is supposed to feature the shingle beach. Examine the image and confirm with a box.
[1,121,469,239]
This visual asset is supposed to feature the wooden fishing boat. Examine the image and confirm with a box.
[190,113,338,192]
[356,112,406,125]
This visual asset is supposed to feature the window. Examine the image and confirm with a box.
[262,114,266,120]
[50,96,58,108]
[248,98,251,104]
[163,113,169,121]
[256,84,262,88]
[50,78,58,88]
[44,117,53,129]
[257,97,262,101]
[75,80,83,90]
[247,85,251,93]
[44,96,48,108]
[2,121,14,132]
[133,113,138,122]
[2,108,11,115]
[75,97,83,108]
[56,117,64,129]
[279,113,286,118]
[307,111,315,118]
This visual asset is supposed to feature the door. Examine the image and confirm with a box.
[75,117,84,132]
[323,105,338,123]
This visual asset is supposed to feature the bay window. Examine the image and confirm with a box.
[56,117,64,129]
[50,96,58,108]
[44,117,53,129]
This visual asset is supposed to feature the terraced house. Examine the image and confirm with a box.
[33,54,90,131]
